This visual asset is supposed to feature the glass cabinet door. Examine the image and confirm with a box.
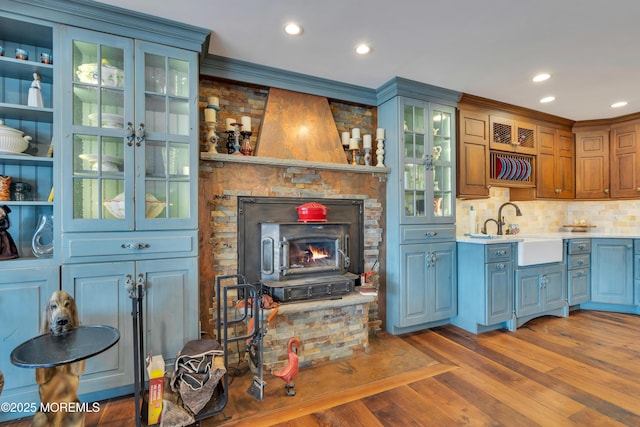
[401,99,455,223]
[402,101,427,220]
[62,29,197,232]
[135,42,197,230]
[431,105,454,221]
[64,27,134,231]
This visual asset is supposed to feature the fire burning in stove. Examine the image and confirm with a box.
[307,245,330,262]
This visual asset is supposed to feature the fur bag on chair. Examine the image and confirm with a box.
[0,205,18,260]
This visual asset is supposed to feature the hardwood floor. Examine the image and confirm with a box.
[3,310,639,426]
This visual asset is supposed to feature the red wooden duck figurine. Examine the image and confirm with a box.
[271,337,300,396]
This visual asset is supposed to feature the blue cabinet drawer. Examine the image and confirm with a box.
[62,230,197,263]
[485,244,512,263]
[400,225,455,243]
[568,239,591,254]
[568,253,590,270]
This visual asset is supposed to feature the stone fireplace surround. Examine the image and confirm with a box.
[199,155,387,368]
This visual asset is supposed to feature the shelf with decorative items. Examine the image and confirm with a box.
[488,151,535,187]
[0,14,55,265]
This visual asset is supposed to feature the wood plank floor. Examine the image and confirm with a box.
[2,310,639,426]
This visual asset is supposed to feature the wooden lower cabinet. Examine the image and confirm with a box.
[62,257,198,397]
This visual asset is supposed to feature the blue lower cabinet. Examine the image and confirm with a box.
[454,242,514,334]
[388,241,456,334]
[62,257,198,399]
[590,239,633,305]
[513,263,567,329]
[0,266,59,422]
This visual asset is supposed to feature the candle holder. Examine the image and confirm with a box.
[376,137,385,167]
[350,148,359,165]
[364,147,372,166]
[239,131,253,155]
[225,123,243,154]
[204,102,220,153]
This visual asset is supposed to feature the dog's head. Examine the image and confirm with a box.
[43,290,79,336]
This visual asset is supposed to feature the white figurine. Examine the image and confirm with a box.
[28,73,44,108]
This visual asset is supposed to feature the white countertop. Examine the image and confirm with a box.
[457,232,640,245]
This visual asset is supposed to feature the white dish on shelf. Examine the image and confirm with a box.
[79,154,124,166]
[103,192,166,219]
[76,63,124,87]
[0,149,32,156]
[87,113,124,129]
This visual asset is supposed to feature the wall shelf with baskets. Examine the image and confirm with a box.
[489,151,535,187]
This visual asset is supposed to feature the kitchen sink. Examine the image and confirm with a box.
[516,237,563,266]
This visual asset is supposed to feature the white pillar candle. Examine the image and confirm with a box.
[363,134,372,149]
[225,118,235,131]
[341,132,350,147]
[352,128,360,139]
[376,128,385,139]
[349,138,359,150]
[204,107,216,123]
[207,96,219,107]
[241,116,251,132]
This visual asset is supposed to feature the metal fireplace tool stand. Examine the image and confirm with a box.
[129,274,265,426]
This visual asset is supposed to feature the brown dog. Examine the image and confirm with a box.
[32,290,86,427]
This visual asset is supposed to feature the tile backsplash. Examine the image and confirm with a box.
[456,188,640,236]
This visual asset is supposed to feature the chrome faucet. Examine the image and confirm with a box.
[481,202,523,235]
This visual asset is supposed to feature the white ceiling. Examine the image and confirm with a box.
[97,0,640,121]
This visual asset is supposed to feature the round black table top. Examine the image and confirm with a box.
[10,325,120,368]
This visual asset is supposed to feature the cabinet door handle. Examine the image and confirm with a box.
[425,231,438,237]
[495,249,506,256]
[496,263,505,270]
[577,259,584,265]
[135,123,146,147]
[604,188,609,194]
[121,242,150,250]
[578,244,585,250]
[125,122,135,146]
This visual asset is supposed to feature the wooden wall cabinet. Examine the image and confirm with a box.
[489,115,537,155]
[610,121,640,198]
[457,109,490,198]
[574,128,610,199]
[514,126,574,200]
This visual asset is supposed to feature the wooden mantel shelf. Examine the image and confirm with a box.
[200,152,391,175]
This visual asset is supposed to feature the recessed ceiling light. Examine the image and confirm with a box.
[611,101,628,108]
[283,22,303,36]
[355,43,371,55]
[533,73,551,82]
[540,96,556,103]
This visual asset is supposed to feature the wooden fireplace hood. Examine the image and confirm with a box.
[255,88,348,164]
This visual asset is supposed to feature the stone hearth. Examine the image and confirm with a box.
[199,156,387,365]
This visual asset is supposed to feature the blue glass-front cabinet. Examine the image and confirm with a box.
[378,78,460,335]
[60,27,197,232]
[58,26,200,396]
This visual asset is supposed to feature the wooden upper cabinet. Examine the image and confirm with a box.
[457,109,490,198]
[575,129,610,199]
[489,115,537,155]
[514,126,574,200]
[610,121,640,198]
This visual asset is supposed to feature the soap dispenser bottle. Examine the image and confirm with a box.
[469,205,477,234]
